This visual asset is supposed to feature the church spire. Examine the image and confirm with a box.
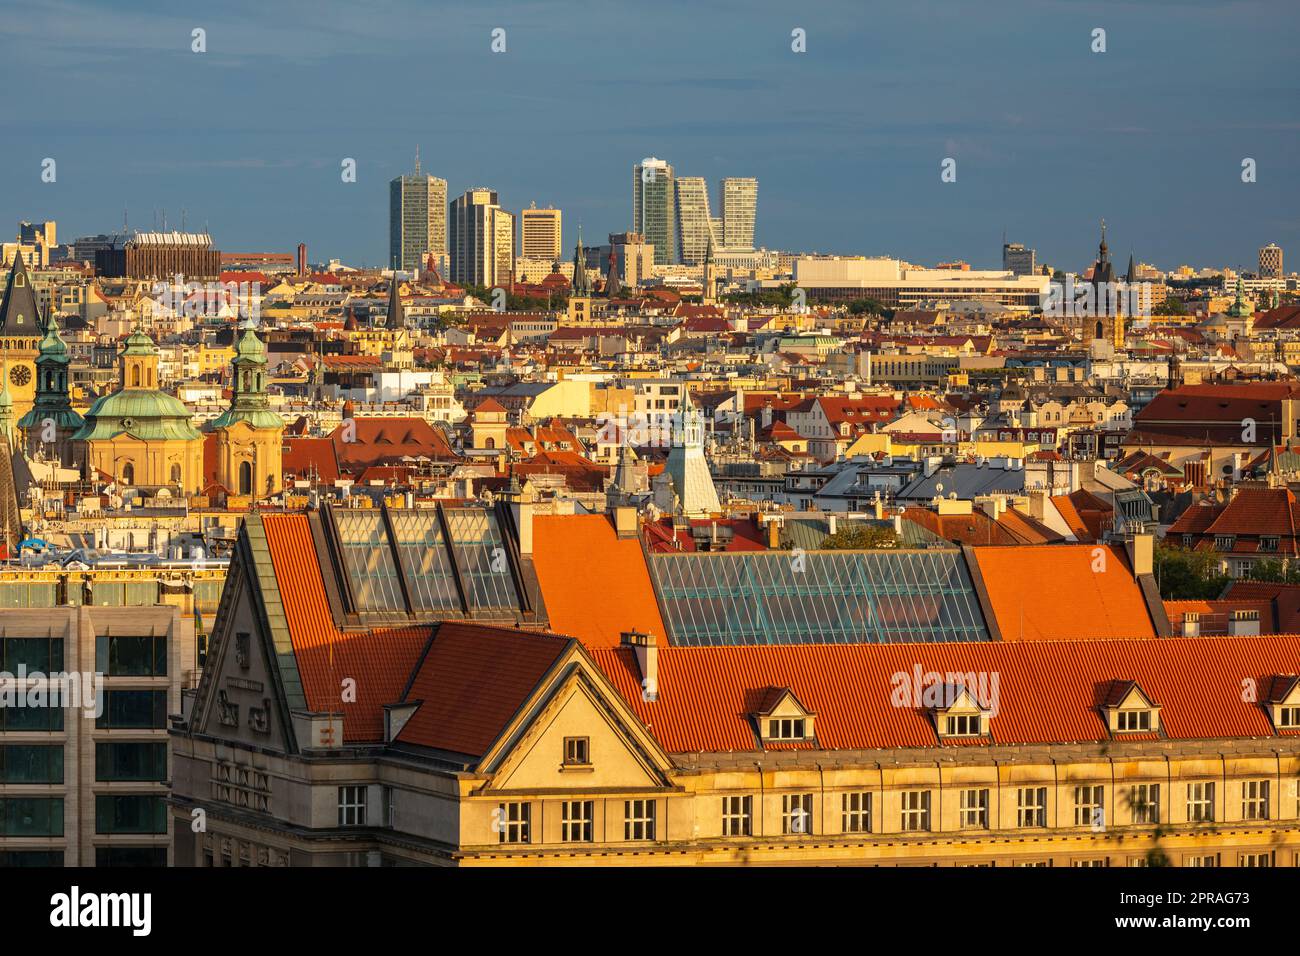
[385,271,405,330]
[571,228,589,296]
[1098,219,1109,263]
[0,252,42,337]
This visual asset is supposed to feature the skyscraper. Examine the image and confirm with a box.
[449,188,514,288]
[1260,243,1284,278]
[674,176,717,266]
[720,177,757,251]
[1003,242,1036,276]
[388,151,448,272]
[520,204,562,261]
[633,158,675,266]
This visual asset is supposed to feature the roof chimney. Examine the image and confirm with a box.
[613,505,638,539]
[621,631,658,701]
[1126,532,1153,577]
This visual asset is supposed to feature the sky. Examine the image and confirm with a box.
[1,0,1298,273]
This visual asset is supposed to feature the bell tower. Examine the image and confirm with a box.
[0,253,43,420]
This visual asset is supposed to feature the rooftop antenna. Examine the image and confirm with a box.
[414,145,421,176]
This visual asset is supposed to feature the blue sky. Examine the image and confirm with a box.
[2,0,1297,272]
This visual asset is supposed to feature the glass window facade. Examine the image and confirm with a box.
[95,795,167,834]
[388,509,461,612]
[0,745,64,783]
[648,551,991,646]
[334,510,406,612]
[97,690,168,729]
[96,635,167,677]
[444,508,517,610]
[96,743,167,782]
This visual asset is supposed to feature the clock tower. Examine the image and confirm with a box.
[0,253,42,421]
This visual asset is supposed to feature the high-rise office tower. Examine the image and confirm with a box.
[1260,243,1284,278]
[633,158,676,266]
[520,204,562,261]
[674,177,718,266]
[449,188,515,287]
[388,151,448,272]
[720,177,757,251]
[1003,241,1036,276]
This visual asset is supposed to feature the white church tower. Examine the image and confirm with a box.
[664,400,721,515]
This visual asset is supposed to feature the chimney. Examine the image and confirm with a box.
[766,517,781,549]
[622,631,658,701]
[873,492,884,520]
[1228,609,1261,636]
[1182,612,1200,638]
[1126,532,1153,577]
[512,496,534,555]
[828,514,838,536]
[613,505,638,538]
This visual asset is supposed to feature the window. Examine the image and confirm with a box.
[1016,787,1048,828]
[722,795,753,836]
[1215,535,1235,551]
[959,788,989,828]
[782,793,813,835]
[1279,706,1300,729]
[1187,782,1215,823]
[95,635,167,677]
[1072,859,1109,868]
[2,636,63,672]
[767,717,806,741]
[841,792,871,833]
[1116,709,1151,732]
[944,714,981,737]
[337,786,367,827]
[94,795,166,834]
[1075,785,1104,828]
[1242,780,1270,820]
[0,745,63,784]
[1260,536,1279,552]
[900,790,931,832]
[1129,783,1160,824]
[624,800,656,841]
[95,743,166,782]
[1239,851,1273,867]
[97,690,167,729]
[1184,853,1218,867]
[496,802,530,843]
[562,737,590,767]
[0,798,64,836]
[560,800,594,842]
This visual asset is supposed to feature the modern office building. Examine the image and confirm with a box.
[609,233,655,289]
[1260,243,1284,279]
[787,256,1051,308]
[449,189,514,288]
[94,232,222,281]
[633,158,675,266]
[388,156,448,273]
[674,177,717,266]
[519,204,562,261]
[1003,242,1036,277]
[0,564,222,867]
[720,177,758,251]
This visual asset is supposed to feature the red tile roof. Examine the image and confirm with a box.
[589,635,1300,753]
[396,623,571,757]
[261,514,431,743]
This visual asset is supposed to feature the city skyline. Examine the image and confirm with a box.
[2,0,1297,272]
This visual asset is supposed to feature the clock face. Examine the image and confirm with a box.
[9,365,30,387]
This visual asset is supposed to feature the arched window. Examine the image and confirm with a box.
[170,463,182,485]
[1094,320,1105,341]
[484,437,495,449]
[131,365,141,387]
[239,461,253,496]
[122,462,135,485]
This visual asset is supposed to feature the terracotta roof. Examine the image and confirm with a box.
[532,514,666,649]
[971,544,1157,641]
[589,634,1300,753]
[261,514,431,743]
[396,622,571,757]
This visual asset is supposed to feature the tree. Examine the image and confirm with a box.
[1152,298,1187,316]
[1153,543,1229,600]
[820,524,899,550]
[1244,558,1300,585]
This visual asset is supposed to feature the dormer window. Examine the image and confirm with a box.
[768,717,806,741]
[1262,676,1300,731]
[1260,536,1279,553]
[1102,681,1161,735]
[1279,706,1300,729]
[1215,535,1236,551]
[753,688,816,744]
[932,683,992,739]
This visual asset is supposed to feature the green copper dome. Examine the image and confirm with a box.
[73,389,201,442]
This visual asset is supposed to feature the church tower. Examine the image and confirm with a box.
[566,229,593,325]
[17,314,83,466]
[0,253,44,421]
[207,321,284,498]
[664,399,721,516]
[1085,221,1124,350]
[702,235,717,305]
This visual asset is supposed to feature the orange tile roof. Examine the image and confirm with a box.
[589,634,1300,753]
[971,544,1156,641]
[532,514,666,649]
[261,513,431,743]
